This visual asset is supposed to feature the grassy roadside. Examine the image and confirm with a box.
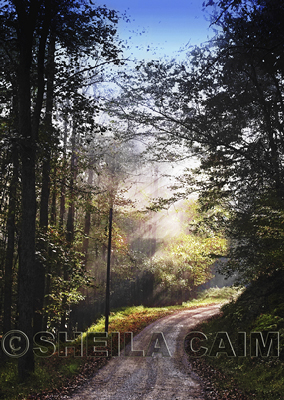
[0,286,237,400]
[186,273,284,400]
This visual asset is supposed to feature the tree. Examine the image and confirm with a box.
[0,0,123,379]
[149,199,227,301]
[106,0,284,284]
[151,233,226,298]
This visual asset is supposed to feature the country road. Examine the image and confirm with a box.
[64,304,221,400]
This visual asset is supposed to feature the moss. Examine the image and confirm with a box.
[252,313,284,331]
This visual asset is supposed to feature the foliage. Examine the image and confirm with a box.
[189,271,284,399]
[194,285,243,301]
[36,227,92,329]
[0,0,128,379]
[106,0,284,284]
[150,233,227,292]
[222,192,284,283]
[252,313,284,332]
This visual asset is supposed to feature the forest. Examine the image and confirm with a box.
[0,0,284,386]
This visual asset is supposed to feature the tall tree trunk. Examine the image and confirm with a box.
[33,34,55,335]
[42,166,57,331]
[59,121,68,228]
[50,167,57,225]
[82,168,94,302]
[3,144,18,333]
[17,111,36,379]
[83,168,94,264]
[58,119,67,330]
[16,1,50,379]
[17,24,36,381]
[60,127,77,331]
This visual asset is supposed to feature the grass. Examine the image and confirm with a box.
[183,285,243,306]
[187,275,284,399]
[0,354,85,400]
[0,286,237,400]
[193,344,284,399]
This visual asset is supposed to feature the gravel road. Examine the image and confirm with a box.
[65,304,221,400]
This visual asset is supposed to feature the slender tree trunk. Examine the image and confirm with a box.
[50,167,57,225]
[60,127,77,331]
[83,168,94,264]
[17,123,36,379]
[3,145,18,333]
[81,168,94,301]
[42,166,57,331]
[33,34,55,335]
[17,23,36,380]
[58,119,67,330]
[33,153,50,334]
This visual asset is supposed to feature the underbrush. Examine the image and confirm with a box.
[186,272,284,399]
[183,285,243,306]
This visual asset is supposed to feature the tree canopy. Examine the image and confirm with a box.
[106,0,284,284]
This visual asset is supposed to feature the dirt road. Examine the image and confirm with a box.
[65,304,221,400]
